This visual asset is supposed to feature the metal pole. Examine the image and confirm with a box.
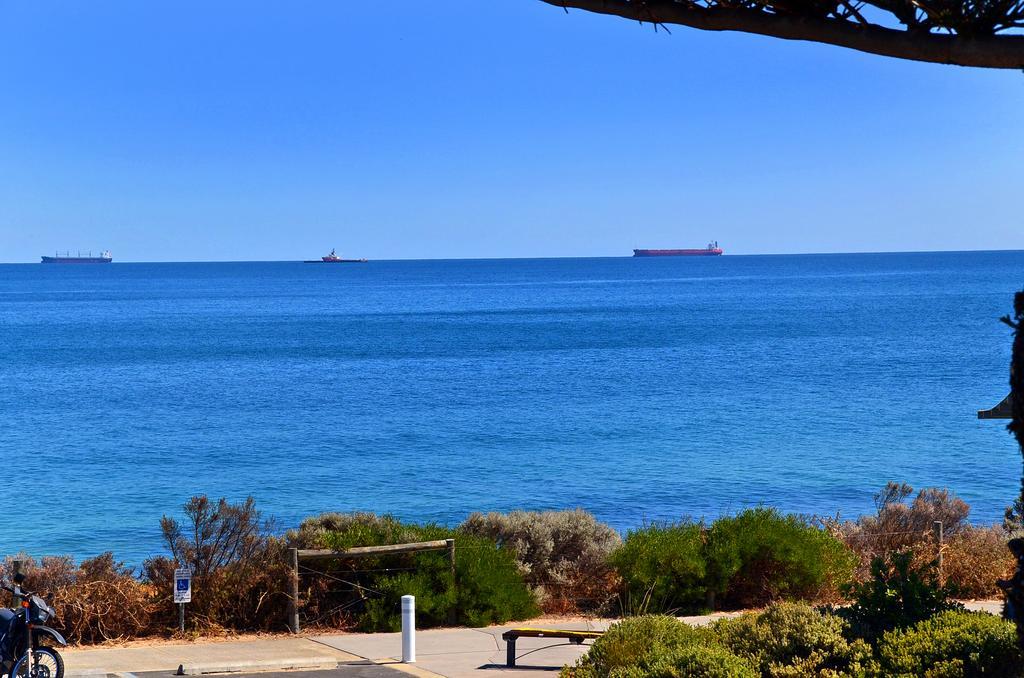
[401,595,416,663]
[289,548,300,634]
[933,520,944,583]
[179,602,185,633]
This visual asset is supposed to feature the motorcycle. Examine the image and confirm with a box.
[0,573,66,678]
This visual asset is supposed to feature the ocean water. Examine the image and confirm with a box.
[0,252,1021,565]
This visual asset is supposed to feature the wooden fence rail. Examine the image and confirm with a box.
[288,538,455,633]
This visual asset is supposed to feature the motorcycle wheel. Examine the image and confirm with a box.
[9,647,63,678]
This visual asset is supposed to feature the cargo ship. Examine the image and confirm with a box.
[41,250,112,264]
[303,249,367,263]
[633,241,723,257]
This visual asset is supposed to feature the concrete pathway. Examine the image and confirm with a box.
[314,624,595,678]
[61,611,746,678]
[64,637,364,676]
[313,613,749,678]
[964,599,1002,615]
[62,602,1004,678]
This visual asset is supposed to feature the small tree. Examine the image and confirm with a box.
[160,496,268,578]
[999,291,1024,647]
[145,496,288,631]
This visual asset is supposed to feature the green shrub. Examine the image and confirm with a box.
[447,532,543,628]
[706,508,856,608]
[611,511,856,615]
[840,551,962,643]
[563,615,708,677]
[296,512,426,550]
[609,523,707,614]
[293,512,538,631]
[288,511,402,549]
[460,509,621,613]
[644,645,758,678]
[711,602,874,677]
[877,610,1023,677]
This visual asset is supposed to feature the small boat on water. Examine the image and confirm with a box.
[304,249,367,263]
[41,250,113,264]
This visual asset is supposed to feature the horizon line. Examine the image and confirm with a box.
[2,246,1023,265]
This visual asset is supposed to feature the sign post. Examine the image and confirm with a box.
[174,568,192,633]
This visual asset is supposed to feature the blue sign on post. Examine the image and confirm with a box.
[174,568,192,604]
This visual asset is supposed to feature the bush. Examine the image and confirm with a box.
[288,511,415,550]
[610,511,856,615]
[877,610,1023,677]
[562,615,710,677]
[645,645,757,678]
[942,527,1015,599]
[291,512,538,631]
[830,483,1015,600]
[2,553,159,643]
[858,483,971,543]
[711,603,874,677]
[832,483,975,583]
[146,495,289,633]
[1,554,76,598]
[460,509,621,614]
[706,509,856,608]
[609,523,707,614]
[840,551,962,643]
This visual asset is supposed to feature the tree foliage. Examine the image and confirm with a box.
[1000,291,1024,648]
[540,0,1024,68]
[840,550,962,643]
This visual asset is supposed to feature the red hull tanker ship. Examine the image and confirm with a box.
[633,241,723,257]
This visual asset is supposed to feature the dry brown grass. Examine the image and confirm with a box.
[943,526,1015,599]
[2,553,160,644]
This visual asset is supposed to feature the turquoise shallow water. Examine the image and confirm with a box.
[0,252,1020,564]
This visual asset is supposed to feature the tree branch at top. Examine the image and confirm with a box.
[540,0,1024,68]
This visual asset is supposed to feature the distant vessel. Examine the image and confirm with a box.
[304,249,367,263]
[633,242,723,257]
[41,250,112,264]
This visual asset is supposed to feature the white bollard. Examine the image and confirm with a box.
[401,595,416,663]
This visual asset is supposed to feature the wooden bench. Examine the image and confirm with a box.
[501,627,603,668]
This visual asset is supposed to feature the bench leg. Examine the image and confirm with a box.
[506,637,516,667]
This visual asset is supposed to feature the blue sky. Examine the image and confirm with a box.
[1,1,1022,262]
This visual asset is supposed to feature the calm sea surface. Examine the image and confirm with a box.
[1,253,1021,564]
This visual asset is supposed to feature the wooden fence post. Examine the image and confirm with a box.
[10,560,24,607]
[289,547,300,634]
[933,521,944,584]
[446,539,457,625]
